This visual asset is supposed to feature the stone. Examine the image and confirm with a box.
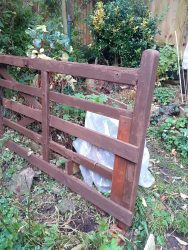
[7,167,35,195]
[57,198,75,214]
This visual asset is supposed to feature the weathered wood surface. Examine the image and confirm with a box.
[0,66,41,127]
[0,79,42,97]
[111,116,132,204]
[150,0,187,51]
[2,98,138,162]
[3,118,42,143]
[0,55,138,85]
[3,117,112,179]
[50,115,138,163]
[41,71,50,161]
[122,50,159,211]
[0,49,159,228]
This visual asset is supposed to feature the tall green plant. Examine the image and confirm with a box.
[88,0,159,67]
[26,18,69,59]
[0,0,33,56]
[157,44,178,83]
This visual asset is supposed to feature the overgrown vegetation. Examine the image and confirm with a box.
[154,86,176,105]
[0,0,33,55]
[0,129,187,249]
[158,116,188,162]
[26,19,69,59]
[157,44,178,84]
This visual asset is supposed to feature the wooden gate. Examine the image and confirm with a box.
[0,49,159,228]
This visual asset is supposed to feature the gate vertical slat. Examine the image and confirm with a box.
[110,116,132,204]
[41,71,50,161]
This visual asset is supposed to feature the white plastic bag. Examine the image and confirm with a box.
[73,112,155,192]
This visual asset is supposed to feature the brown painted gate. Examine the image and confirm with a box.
[0,49,159,228]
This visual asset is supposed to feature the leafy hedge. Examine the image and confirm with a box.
[0,0,33,56]
[88,0,159,67]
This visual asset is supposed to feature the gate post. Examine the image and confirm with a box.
[111,50,159,228]
[122,50,159,212]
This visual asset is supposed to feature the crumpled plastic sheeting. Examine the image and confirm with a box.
[73,112,155,193]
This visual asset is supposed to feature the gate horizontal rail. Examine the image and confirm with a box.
[0,55,138,85]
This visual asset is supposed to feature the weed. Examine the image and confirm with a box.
[82,218,127,250]
[158,116,188,161]
[154,86,176,105]
[172,211,188,235]
[157,45,178,83]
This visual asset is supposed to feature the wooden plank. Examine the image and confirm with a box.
[150,0,187,51]
[6,140,133,226]
[2,117,112,179]
[18,117,36,127]
[110,116,132,204]
[49,140,112,179]
[0,67,41,127]
[2,98,42,122]
[50,115,139,163]
[122,49,159,211]
[49,91,132,119]
[0,67,16,81]
[0,79,42,97]
[65,160,74,175]
[3,118,42,143]
[21,93,42,109]
[0,55,138,85]
[0,68,42,109]
[2,98,138,162]
[41,71,50,161]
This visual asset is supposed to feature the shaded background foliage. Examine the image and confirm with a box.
[0,0,33,55]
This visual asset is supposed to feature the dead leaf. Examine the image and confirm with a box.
[181,204,187,210]
[142,197,147,207]
[171,148,177,156]
[180,193,188,199]
[160,195,167,202]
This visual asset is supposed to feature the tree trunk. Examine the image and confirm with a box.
[62,0,68,35]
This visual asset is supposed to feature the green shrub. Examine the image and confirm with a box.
[88,0,158,67]
[0,0,33,56]
[158,117,188,161]
[157,45,178,83]
[26,18,69,59]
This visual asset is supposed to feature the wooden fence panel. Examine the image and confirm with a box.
[150,0,188,51]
